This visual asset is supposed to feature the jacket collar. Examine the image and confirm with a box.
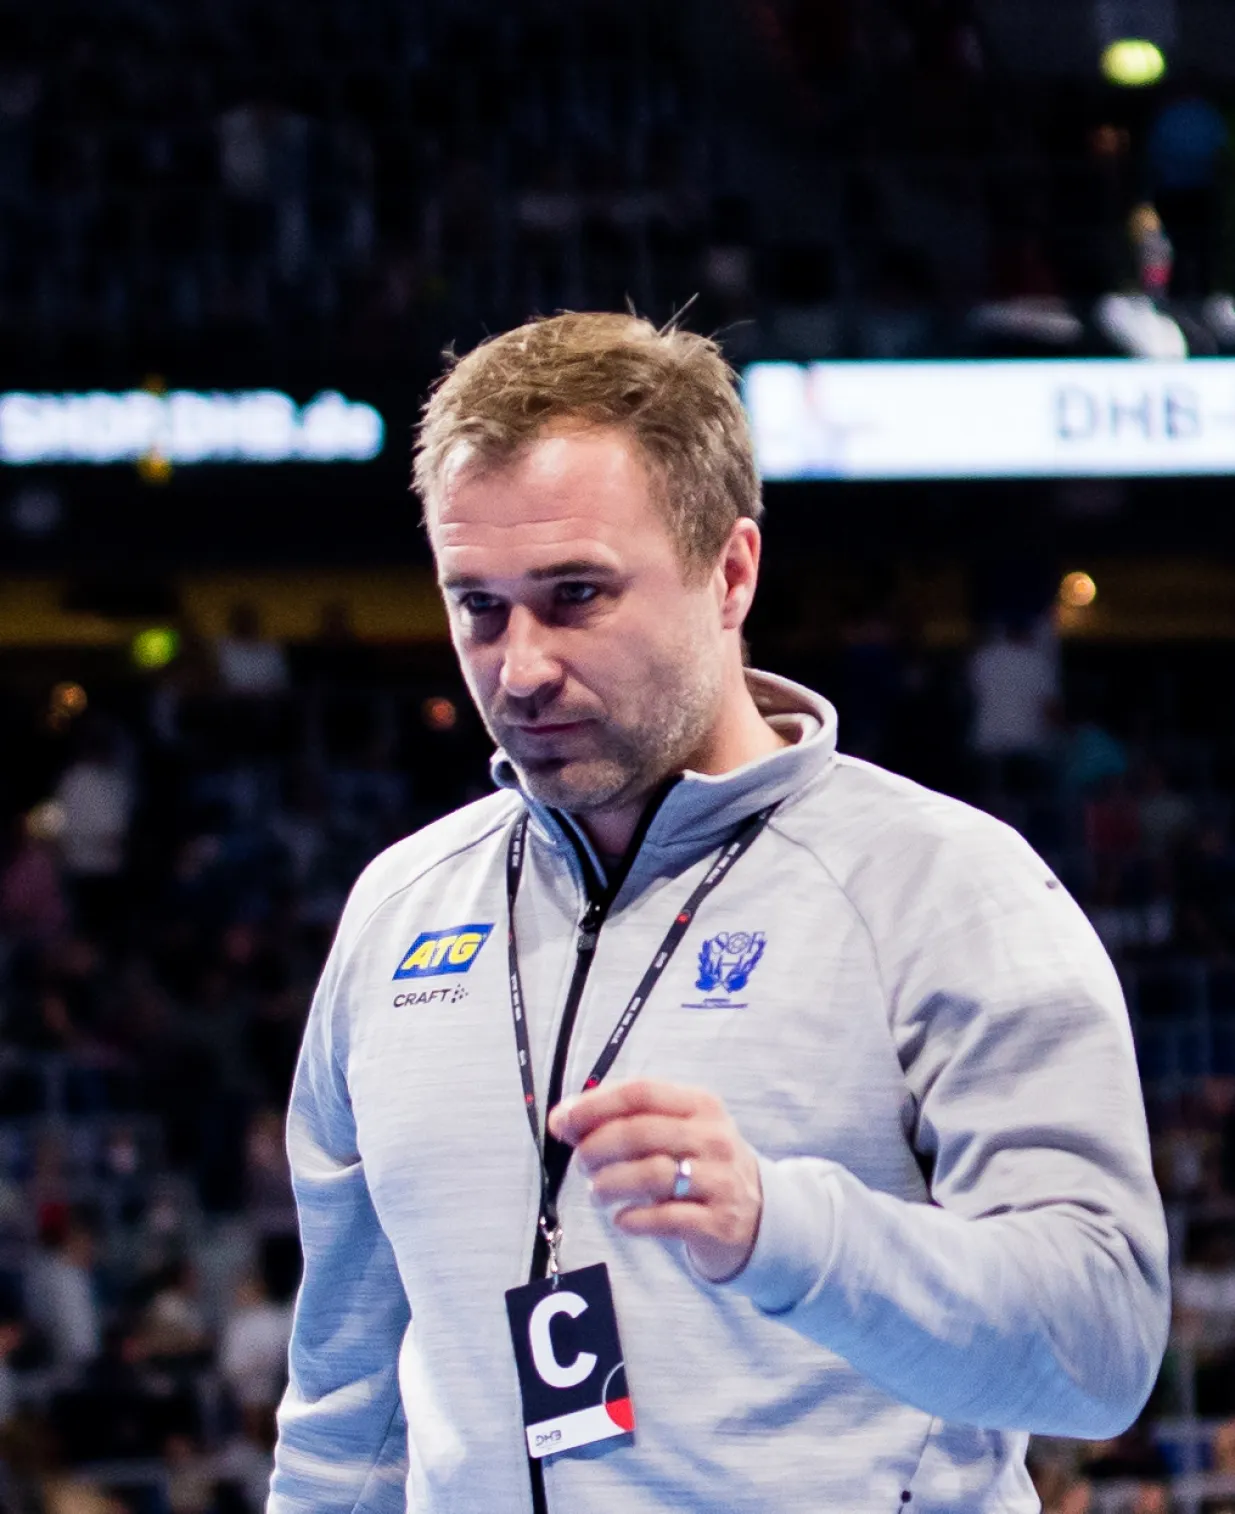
[490,670,837,898]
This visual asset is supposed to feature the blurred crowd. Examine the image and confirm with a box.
[0,0,710,376]
[0,602,1231,1511]
[0,607,490,1514]
[3,0,1235,378]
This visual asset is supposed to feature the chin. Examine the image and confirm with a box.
[516,759,634,814]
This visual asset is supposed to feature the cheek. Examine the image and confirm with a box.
[447,626,494,703]
[655,594,720,669]
[615,612,715,706]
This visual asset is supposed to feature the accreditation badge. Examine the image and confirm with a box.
[504,1263,635,1458]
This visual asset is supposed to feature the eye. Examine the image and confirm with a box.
[555,582,599,607]
[457,591,503,616]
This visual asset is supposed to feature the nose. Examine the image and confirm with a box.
[499,605,563,703]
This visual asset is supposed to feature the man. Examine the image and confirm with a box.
[270,313,1168,1514]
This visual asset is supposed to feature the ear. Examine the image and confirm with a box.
[715,518,762,632]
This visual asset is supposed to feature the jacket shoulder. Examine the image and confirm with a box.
[790,753,1059,917]
[336,789,520,947]
[786,754,1119,1017]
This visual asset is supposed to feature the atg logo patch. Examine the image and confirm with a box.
[394,924,493,980]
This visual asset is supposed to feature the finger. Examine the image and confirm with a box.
[615,1203,757,1284]
[576,1114,697,1175]
[549,1078,708,1144]
[610,1201,715,1242]
[589,1154,710,1208]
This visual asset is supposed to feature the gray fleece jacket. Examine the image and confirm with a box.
[270,671,1168,1514]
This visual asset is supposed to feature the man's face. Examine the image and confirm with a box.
[431,427,729,823]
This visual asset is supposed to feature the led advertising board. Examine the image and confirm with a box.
[0,389,384,465]
[743,359,1235,480]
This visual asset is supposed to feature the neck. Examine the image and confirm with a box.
[577,674,789,859]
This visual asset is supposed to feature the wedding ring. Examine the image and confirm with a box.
[671,1156,694,1201]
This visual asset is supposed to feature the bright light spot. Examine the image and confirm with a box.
[50,682,88,718]
[132,627,180,670]
[1101,39,1166,87]
[138,451,173,485]
[423,697,458,732]
[25,800,66,842]
[1060,571,1098,609]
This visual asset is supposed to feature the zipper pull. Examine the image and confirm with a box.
[577,901,604,953]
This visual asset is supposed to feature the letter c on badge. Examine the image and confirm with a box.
[528,1290,596,1389]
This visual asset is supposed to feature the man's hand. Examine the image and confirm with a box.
[547,1078,763,1283]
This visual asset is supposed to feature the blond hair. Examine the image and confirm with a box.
[413,312,762,573]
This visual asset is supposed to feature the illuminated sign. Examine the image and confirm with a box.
[0,389,384,465]
[742,359,1235,480]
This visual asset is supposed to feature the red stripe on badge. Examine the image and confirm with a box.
[605,1396,634,1433]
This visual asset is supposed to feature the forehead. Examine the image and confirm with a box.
[430,427,676,579]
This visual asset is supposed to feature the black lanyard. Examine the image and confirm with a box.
[505,802,778,1276]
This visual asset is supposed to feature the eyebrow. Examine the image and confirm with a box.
[442,559,618,591]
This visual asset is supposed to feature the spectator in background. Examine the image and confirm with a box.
[1079,1417,1171,1489]
[1085,774,1140,861]
[1212,1417,1235,1476]
[220,1239,297,1435]
[135,1258,211,1364]
[1056,1483,1093,1514]
[41,1481,127,1514]
[0,803,67,944]
[0,1305,25,1430]
[26,1208,101,1369]
[1136,759,1196,861]
[217,1234,300,1503]
[1061,713,1129,796]
[214,603,289,700]
[966,616,1060,792]
[54,720,133,944]
[216,98,310,282]
[327,735,410,872]
[1129,1485,1169,1514]
[244,1109,296,1241]
[163,1431,216,1514]
[306,600,367,683]
[1029,1455,1092,1513]
[214,603,291,763]
[51,1316,198,1465]
[1173,1201,1235,1416]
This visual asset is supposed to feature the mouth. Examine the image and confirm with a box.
[509,720,589,738]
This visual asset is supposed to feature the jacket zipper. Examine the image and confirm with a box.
[529,890,608,1283]
[524,786,675,1514]
[528,888,607,1514]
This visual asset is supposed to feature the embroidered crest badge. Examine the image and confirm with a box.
[683,930,766,1009]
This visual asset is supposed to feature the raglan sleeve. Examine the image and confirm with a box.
[723,814,1170,1437]
[268,892,410,1514]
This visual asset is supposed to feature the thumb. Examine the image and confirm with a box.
[547,1096,580,1142]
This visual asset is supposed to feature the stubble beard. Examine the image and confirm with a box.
[493,654,724,820]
